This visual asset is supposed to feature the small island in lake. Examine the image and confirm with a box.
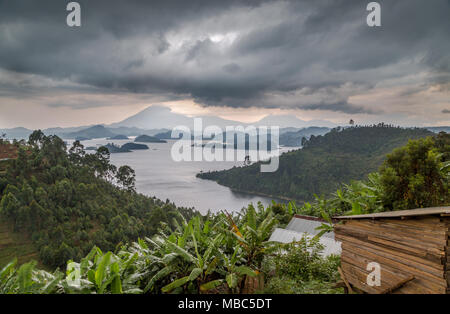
[108,134,129,140]
[134,134,167,143]
[104,143,130,153]
[103,142,149,153]
[121,142,149,150]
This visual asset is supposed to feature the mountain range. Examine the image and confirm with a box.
[1,105,448,140]
[109,105,337,130]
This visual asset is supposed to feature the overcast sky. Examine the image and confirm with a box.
[0,0,449,129]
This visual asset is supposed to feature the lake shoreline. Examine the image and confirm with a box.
[199,176,303,204]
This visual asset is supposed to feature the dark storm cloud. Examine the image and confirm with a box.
[0,0,449,114]
[222,63,241,74]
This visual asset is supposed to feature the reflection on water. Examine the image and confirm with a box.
[78,138,297,214]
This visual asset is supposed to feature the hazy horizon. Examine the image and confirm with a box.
[2,103,450,131]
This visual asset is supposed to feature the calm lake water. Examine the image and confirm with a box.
[78,138,298,214]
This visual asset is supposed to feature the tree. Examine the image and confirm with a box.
[93,146,117,180]
[0,131,194,270]
[116,166,136,192]
[0,192,20,218]
[68,140,85,165]
[28,130,45,148]
[379,137,449,210]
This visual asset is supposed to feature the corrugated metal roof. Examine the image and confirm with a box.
[286,216,335,239]
[336,206,450,220]
[269,228,341,256]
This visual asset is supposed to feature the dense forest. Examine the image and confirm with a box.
[0,131,195,269]
[292,131,449,219]
[197,125,436,201]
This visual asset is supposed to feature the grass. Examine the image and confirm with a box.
[0,220,43,269]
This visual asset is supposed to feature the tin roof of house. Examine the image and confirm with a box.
[268,215,341,256]
[285,215,335,239]
[336,206,450,220]
[269,228,342,256]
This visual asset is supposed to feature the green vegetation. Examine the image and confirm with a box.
[293,132,449,217]
[0,131,194,269]
[198,125,435,202]
[0,129,448,294]
[0,220,41,270]
[261,239,341,294]
[0,202,341,294]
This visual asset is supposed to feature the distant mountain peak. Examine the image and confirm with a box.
[109,105,191,129]
[110,105,338,130]
[140,105,172,113]
[88,124,107,129]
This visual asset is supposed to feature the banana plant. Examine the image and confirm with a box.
[314,209,335,239]
[159,231,225,293]
[143,216,226,294]
[441,160,450,179]
[224,205,278,270]
[220,245,258,293]
[61,246,142,294]
[0,259,62,294]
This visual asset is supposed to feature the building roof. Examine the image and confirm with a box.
[269,215,341,256]
[285,215,335,239]
[336,206,450,220]
[269,228,341,256]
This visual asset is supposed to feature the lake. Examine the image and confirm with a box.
[78,138,298,214]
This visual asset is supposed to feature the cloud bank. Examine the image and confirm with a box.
[0,0,449,126]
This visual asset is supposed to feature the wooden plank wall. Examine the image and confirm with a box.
[445,218,450,294]
[334,216,449,294]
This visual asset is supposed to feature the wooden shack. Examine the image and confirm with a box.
[334,207,450,294]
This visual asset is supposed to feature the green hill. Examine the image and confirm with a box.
[197,125,435,202]
[0,131,194,269]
